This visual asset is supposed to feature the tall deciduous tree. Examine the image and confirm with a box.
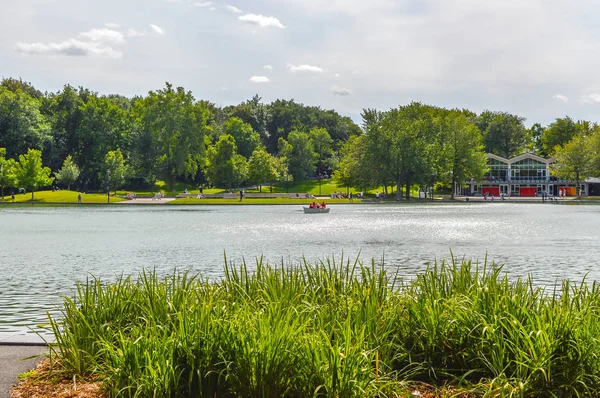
[133,83,209,191]
[285,131,316,184]
[248,147,279,192]
[55,155,80,191]
[477,111,527,158]
[102,149,127,202]
[439,114,488,199]
[205,134,239,189]
[0,87,51,159]
[15,149,53,200]
[333,135,371,192]
[223,117,261,159]
[309,127,334,174]
[542,116,577,157]
[551,134,594,198]
[0,148,17,199]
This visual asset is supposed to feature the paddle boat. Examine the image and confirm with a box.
[303,206,330,214]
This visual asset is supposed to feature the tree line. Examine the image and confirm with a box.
[1,77,600,199]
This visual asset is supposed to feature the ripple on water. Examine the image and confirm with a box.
[1,203,600,333]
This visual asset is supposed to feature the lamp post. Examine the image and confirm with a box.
[106,169,111,203]
[318,172,322,196]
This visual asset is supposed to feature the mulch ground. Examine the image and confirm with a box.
[10,360,104,398]
[10,360,477,397]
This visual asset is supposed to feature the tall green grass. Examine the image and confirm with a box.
[48,258,600,397]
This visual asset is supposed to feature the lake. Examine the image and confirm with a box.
[1,202,599,335]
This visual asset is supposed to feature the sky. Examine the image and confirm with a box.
[2,0,600,126]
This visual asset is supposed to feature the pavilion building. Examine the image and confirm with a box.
[460,153,589,197]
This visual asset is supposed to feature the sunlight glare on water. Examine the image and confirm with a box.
[1,202,599,334]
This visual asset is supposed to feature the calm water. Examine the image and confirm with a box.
[1,203,599,334]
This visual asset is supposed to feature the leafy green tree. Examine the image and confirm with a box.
[333,135,371,192]
[75,95,129,190]
[438,114,488,199]
[0,148,17,199]
[286,131,315,184]
[551,134,594,198]
[101,149,127,202]
[15,149,53,200]
[248,147,279,192]
[541,117,577,157]
[231,154,249,189]
[0,87,51,159]
[205,134,240,189]
[223,117,261,159]
[309,127,334,174]
[476,111,527,158]
[226,95,272,144]
[39,85,86,171]
[133,83,209,191]
[54,155,80,190]
[527,123,545,155]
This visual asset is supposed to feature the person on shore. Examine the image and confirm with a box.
[77,193,82,204]
[349,192,353,202]
[239,190,243,201]
[11,192,15,202]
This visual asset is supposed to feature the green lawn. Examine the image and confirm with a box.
[0,190,125,203]
[167,197,353,205]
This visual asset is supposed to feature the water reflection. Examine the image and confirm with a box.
[1,203,599,333]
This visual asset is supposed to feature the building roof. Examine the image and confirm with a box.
[486,152,555,165]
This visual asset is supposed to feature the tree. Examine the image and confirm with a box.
[15,149,53,200]
[285,131,316,184]
[439,114,488,199]
[309,127,334,173]
[551,134,594,198]
[205,134,240,189]
[333,135,371,192]
[223,117,261,159]
[477,111,527,158]
[542,117,577,157]
[527,123,545,155]
[75,95,129,190]
[248,147,279,192]
[0,148,17,199]
[54,155,80,191]
[102,149,127,202]
[133,83,209,191]
[0,86,51,159]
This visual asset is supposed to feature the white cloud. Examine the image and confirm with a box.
[552,94,569,103]
[239,14,285,29]
[334,73,340,78]
[580,93,600,104]
[249,75,270,83]
[125,28,145,38]
[287,63,324,73]
[105,22,121,29]
[263,64,273,71]
[15,39,122,58]
[332,86,352,96]
[193,1,214,7]
[149,24,165,35]
[80,28,125,43]
[225,5,242,13]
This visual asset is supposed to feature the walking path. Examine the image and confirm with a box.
[0,344,47,398]
[116,197,176,204]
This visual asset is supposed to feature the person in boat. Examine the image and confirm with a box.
[321,202,326,208]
